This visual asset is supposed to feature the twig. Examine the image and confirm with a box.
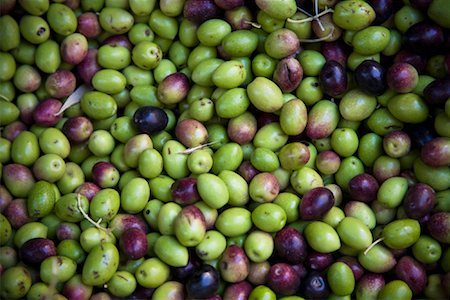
[177,141,219,155]
[363,237,385,256]
[286,7,333,25]
[0,94,11,101]
[299,27,335,43]
[77,193,108,232]
[243,20,262,28]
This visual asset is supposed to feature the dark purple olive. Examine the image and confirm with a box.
[393,49,428,73]
[74,182,101,202]
[172,250,202,282]
[409,0,433,10]
[77,12,102,38]
[256,112,279,129]
[320,40,349,67]
[404,21,445,55]
[267,263,301,296]
[427,212,450,244]
[19,238,56,266]
[302,271,330,299]
[32,98,62,127]
[133,106,168,135]
[171,177,200,206]
[103,34,133,50]
[2,120,27,141]
[45,70,77,99]
[0,186,12,213]
[319,60,347,97]
[423,77,450,106]
[120,227,148,260]
[186,264,220,299]
[0,0,15,15]
[336,256,365,281]
[109,213,149,238]
[403,183,436,220]
[274,227,308,264]
[62,116,94,144]
[348,173,379,202]
[223,280,252,300]
[305,252,334,271]
[76,48,101,86]
[292,263,308,281]
[214,0,244,10]
[395,255,427,295]
[420,137,450,167]
[184,0,221,24]
[129,286,155,299]
[299,187,335,220]
[4,198,33,229]
[367,0,395,25]
[404,122,436,148]
[238,160,260,182]
[354,60,387,96]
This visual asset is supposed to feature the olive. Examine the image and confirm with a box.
[133,106,169,135]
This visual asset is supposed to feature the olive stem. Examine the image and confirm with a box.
[243,20,261,28]
[0,94,11,101]
[363,237,385,256]
[286,8,333,25]
[77,193,108,233]
[297,6,313,17]
[54,84,92,116]
[299,27,334,43]
[178,141,219,155]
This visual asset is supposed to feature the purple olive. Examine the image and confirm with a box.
[319,60,347,97]
[348,173,379,202]
[274,227,308,264]
[32,98,62,127]
[171,177,200,205]
[186,264,220,299]
[267,263,301,296]
[133,106,168,135]
[19,238,56,266]
[120,227,148,260]
[299,187,335,220]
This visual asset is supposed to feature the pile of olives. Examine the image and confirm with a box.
[0,0,449,299]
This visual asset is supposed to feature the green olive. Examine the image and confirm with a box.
[304,221,341,253]
[46,3,77,36]
[0,266,32,299]
[215,207,252,237]
[333,0,376,31]
[382,218,421,249]
[328,262,355,296]
[81,242,119,286]
[153,235,188,267]
[99,7,134,34]
[252,203,287,233]
[336,217,373,251]
[40,255,77,284]
[0,15,20,51]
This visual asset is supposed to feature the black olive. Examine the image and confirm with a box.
[132,106,168,135]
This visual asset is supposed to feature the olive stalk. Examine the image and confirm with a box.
[178,141,219,155]
[363,237,386,256]
[77,193,111,236]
